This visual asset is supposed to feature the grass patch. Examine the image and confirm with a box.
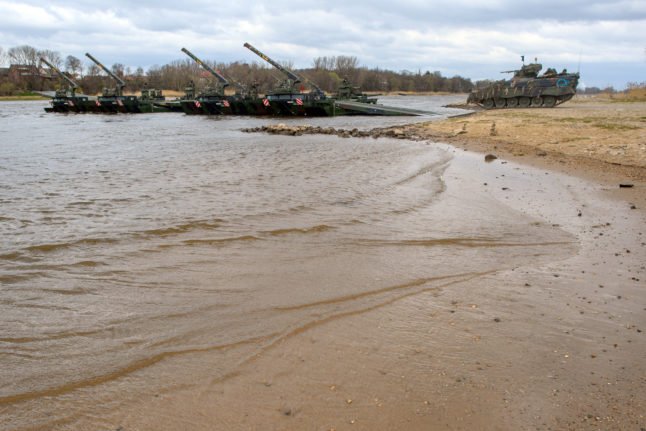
[0,95,49,101]
[611,88,646,103]
[561,137,589,143]
[552,116,600,124]
[594,123,640,131]
[0,92,50,101]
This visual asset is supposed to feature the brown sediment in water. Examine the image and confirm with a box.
[65,102,642,430]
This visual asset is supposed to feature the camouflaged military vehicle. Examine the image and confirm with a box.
[334,78,377,104]
[243,42,335,116]
[467,61,580,109]
[85,53,174,113]
[40,57,94,113]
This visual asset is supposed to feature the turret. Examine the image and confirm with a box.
[243,42,324,96]
[85,52,125,96]
[181,47,229,88]
[40,57,78,95]
[502,63,542,79]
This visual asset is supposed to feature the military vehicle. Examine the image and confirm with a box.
[243,42,335,116]
[181,47,267,115]
[467,59,580,109]
[40,57,95,113]
[333,78,377,104]
[244,43,430,116]
[85,53,138,113]
[85,53,173,113]
[138,84,181,112]
[179,47,232,115]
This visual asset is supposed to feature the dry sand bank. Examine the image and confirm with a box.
[106,100,645,430]
[409,98,646,181]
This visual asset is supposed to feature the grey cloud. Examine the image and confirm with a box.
[1,0,644,88]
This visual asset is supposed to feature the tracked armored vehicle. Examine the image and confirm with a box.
[467,62,579,109]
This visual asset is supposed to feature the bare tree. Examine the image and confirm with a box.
[86,63,101,76]
[65,55,83,77]
[0,46,5,66]
[8,45,39,65]
[312,56,335,71]
[111,63,125,78]
[39,49,62,68]
[335,56,358,72]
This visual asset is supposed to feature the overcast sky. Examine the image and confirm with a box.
[1,0,645,88]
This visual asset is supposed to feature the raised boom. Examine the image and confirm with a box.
[243,42,325,96]
[84,52,125,93]
[243,42,301,83]
[181,48,229,86]
[40,57,78,92]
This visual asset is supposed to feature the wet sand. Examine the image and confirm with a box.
[102,101,645,430]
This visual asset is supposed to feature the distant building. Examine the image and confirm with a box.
[1,64,52,90]
[8,64,48,81]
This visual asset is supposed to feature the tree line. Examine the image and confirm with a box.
[0,44,474,96]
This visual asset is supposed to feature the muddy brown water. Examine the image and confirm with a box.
[0,97,605,429]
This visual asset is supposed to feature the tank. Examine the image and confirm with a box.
[467,61,580,109]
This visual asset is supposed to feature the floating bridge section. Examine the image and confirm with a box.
[334,100,434,116]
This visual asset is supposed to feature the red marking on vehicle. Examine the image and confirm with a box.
[95,100,101,106]
[195,101,201,108]
[223,100,230,107]
[295,98,303,105]
[262,98,270,106]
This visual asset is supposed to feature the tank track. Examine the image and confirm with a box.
[475,94,574,110]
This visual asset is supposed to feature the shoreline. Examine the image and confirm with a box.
[97,102,645,430]
[243,98,646,187]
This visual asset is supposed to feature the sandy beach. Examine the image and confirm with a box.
[98,98,645,430]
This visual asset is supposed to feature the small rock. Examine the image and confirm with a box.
[619,183,634,188]
[493,317,501,323]
[484,154,498,162]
